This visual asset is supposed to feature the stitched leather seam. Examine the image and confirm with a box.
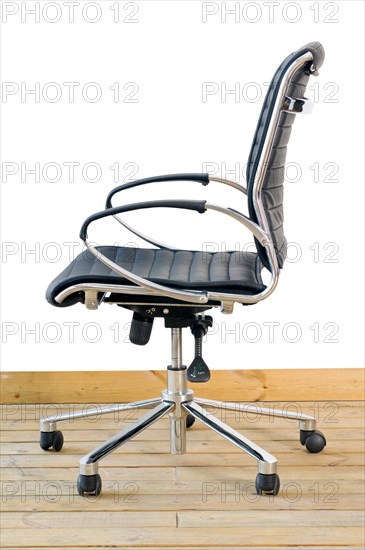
[262,183,284,191]
[130,246,138,276]
[167,250,174,280]
[264,203,284,212]
[228,252,233,281]
[254,254,264,283]
[148,249,155,278]
[266,165,285,171]
[187,252,194,283]
[270,222,284,232]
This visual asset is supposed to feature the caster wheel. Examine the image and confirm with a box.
[255,473,280,496]
[186,414,195,428]
[77,474,102,497]
[300,430,326,453]
[40,430,64,452]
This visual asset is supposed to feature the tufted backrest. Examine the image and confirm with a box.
[247,42,325,270]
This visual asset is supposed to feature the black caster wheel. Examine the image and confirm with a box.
[186,414,195,428]
[300,429,326,453]
[40,430,64,452]
[77,474,102,497]
[255,473,280,496]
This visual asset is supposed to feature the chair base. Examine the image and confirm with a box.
[39,328,326,497]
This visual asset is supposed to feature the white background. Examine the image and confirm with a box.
[1,0,364,372]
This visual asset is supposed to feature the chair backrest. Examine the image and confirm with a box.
[247,42,325,270]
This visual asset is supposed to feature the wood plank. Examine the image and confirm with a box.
[2,399,363,417]
[177,510,365,527]
[1,400,363,429]
[2,426,363,442]
[1,469,363,497]
[175,465,365,482]
[1,511,176,528]
[3,493,365,512]
[0,467,175,481]
[1,439,363,455]
[2,510,363,529]
[2,464,363,483]
[1,368,363,403]
[15,548,364,550]
[14,548,365,550]
[2,415,364,431]
[1,416,365,439]
[2,451,363,468]
[1,526,364,547]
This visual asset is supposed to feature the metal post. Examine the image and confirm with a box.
[167,328,188,454]
[171,327,182,369]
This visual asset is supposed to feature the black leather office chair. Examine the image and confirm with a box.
[40,42,326,497]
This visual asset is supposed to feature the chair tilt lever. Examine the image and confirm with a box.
[187,317,213,383]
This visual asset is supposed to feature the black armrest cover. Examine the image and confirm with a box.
[80,200,207,240]
[105,173,209,208]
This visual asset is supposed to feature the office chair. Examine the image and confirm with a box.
[40,42,326,497]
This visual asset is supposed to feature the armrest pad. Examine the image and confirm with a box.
[80,200,207,240]
[105,173,209,208]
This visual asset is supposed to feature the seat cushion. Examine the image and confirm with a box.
[46,246,266,307]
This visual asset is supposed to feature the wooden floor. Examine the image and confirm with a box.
[1,401,364,549]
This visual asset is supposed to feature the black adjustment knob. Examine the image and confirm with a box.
[129,313,154,345]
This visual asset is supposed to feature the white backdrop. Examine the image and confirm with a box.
[1,0,364,372]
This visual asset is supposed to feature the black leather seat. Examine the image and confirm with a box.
[46,41,325,313]
[47,246,265,307]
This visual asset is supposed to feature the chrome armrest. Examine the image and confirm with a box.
[203,203,280,311]
[205,204,268,244]
[80,200,210,305]
[112,216,179,251]
[208,177,247,195]
[73,199,280,312]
